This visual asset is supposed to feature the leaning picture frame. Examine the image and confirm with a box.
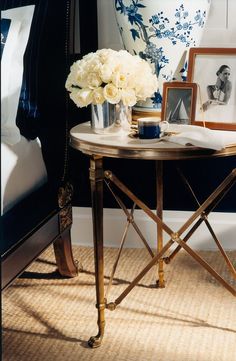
[187,47,236,130]
[161,81,197,125]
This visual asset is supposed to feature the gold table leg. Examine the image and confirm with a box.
[87,163,235,348]
[102,169,236,302]
[88,156,105,348]
[166,167,236,280]
[156,160,165,288]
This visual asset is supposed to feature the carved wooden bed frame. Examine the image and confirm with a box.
[1,0,84,290]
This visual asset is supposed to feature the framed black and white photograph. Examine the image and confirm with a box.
[187,47,236,130]
[161,81,197,125]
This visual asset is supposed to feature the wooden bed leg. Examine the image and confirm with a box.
[53,227,78,278]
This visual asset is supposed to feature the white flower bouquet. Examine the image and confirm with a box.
[65,48,158,108]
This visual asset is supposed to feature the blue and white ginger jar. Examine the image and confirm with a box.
[114,0,211,114]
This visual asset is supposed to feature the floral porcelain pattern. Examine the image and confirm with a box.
[114,0,211,109]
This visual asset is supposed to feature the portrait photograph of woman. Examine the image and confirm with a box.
[202,64,232,111]
[187,48,236,129]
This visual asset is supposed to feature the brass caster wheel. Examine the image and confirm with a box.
[88,335,103,348]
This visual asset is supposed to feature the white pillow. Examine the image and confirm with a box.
[1,5,35,145]
[1,136,48,214]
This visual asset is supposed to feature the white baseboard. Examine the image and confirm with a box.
[71,207,236,251]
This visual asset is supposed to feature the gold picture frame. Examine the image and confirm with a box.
[187,47,236,130]
[161,81,197,125]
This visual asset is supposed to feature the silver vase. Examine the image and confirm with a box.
[91,101,132,134]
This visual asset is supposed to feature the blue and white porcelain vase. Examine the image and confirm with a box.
[114,0,211,115]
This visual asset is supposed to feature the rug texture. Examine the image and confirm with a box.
[2,246,236,361]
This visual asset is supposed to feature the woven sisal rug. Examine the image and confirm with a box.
[2,246,236,361]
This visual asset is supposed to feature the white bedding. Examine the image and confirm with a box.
[1,136,48,214]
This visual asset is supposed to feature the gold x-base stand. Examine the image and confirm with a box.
[88,158,236,348]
